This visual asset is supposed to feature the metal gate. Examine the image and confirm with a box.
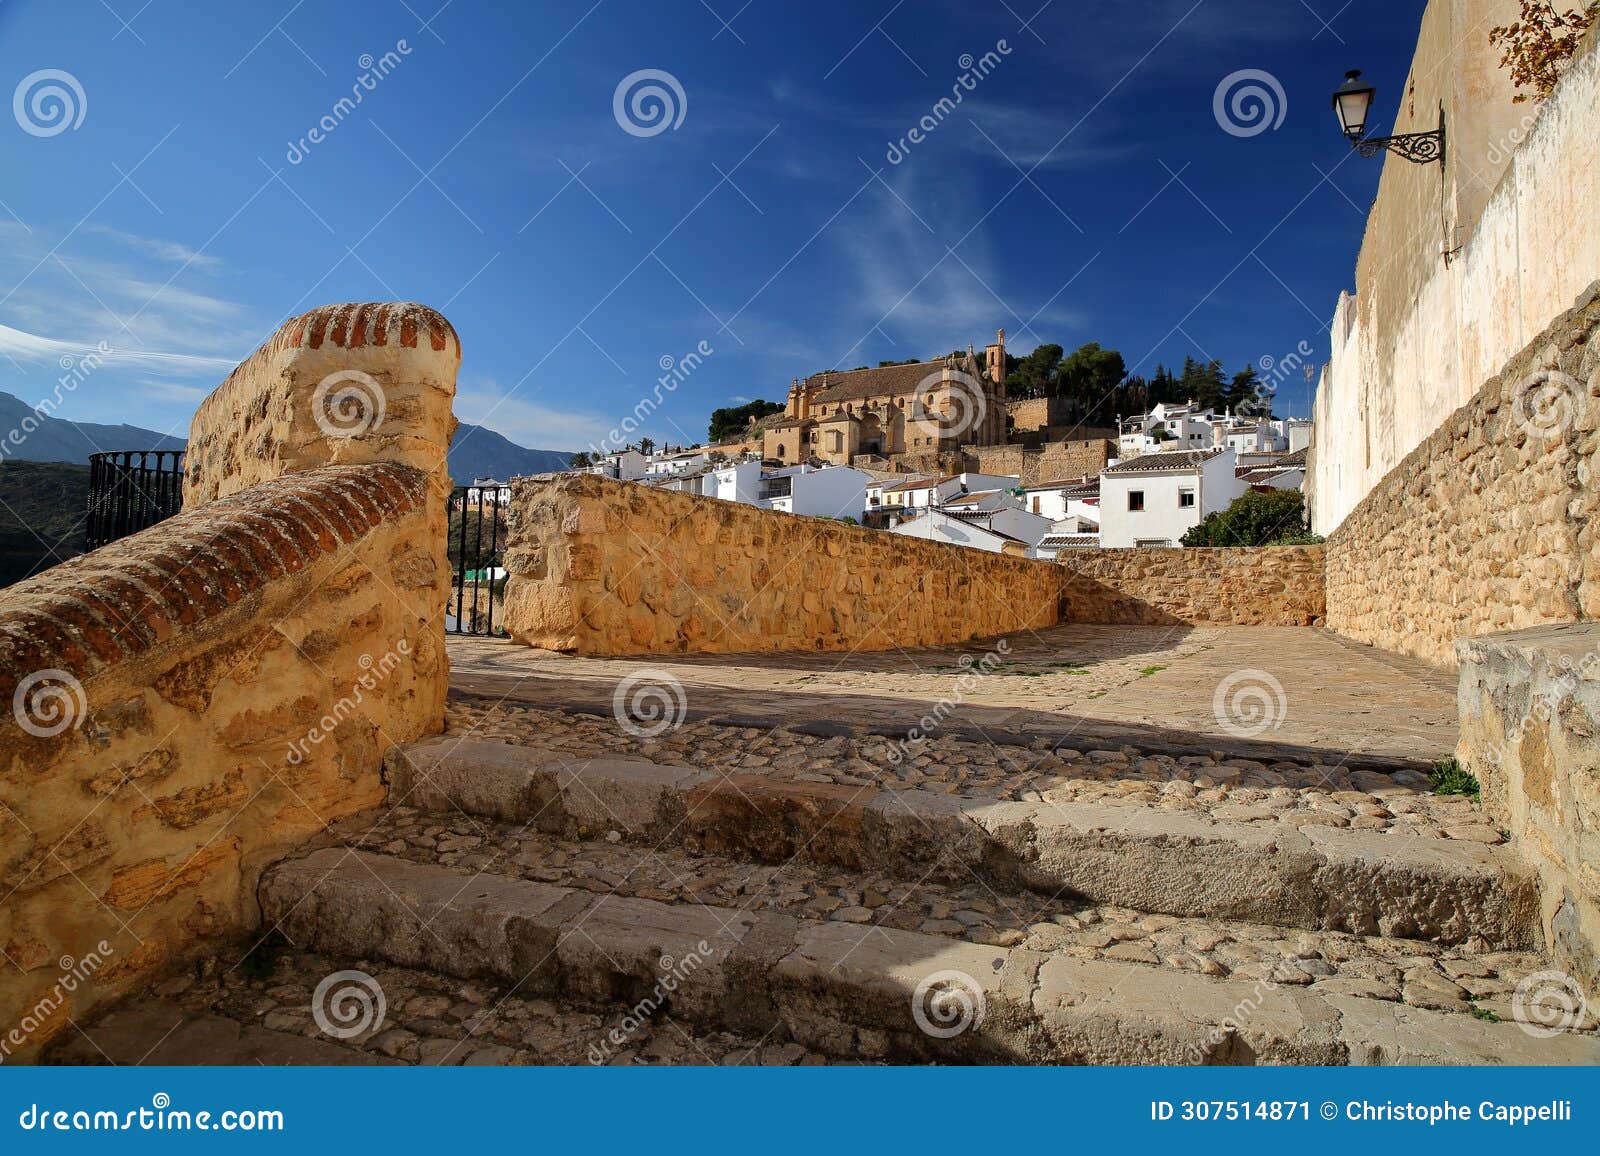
[85,450,186,549]
[447,484,510,636]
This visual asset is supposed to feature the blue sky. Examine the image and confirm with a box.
[0,0,1424,453]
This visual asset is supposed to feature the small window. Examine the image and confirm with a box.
[1178,488,1196,508]
[1128,490,1145,512]
[1031,496,1041,514]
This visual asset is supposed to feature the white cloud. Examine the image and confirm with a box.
[82,225,224,272]
[454,382,620,451]
[825,165,1085,366]
[0,323,239,376]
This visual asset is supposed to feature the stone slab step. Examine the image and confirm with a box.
[385,737,1541,948]
[52,952,841,1067]
[257,849,1598,1065]
[44,1000,396,1066]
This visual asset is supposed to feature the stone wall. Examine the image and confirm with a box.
[1325,283,1600,665]
[1311,10,1599,533]
[1058,547,1326,626]
[185,301,459,519]
[969,439,1113,485]
[1458,623,1600,1002]
[0,302,458,1060]
[501,473,1065,655]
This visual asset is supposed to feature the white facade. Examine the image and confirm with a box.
[1021,480,1098,523]
[709,460,762,504]
[891,509,1032,555]
[645,451,711,476]
[1098,448,1247,548]
[758,464,870,519]
[584,449,648,481]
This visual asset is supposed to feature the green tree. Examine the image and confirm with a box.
[1178,357,1227,410]
[1225,364,1265,415]
[1005,343,1063,399]
[1181,489,1321,547]
[569,451,592,468]
[708,399,783,442]
[638,437,656,456]
[1056,342,1126,403]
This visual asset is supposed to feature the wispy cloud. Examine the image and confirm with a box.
[454,380,618,451]
[826,165,1085,365]
[0,322,240,376]
[82,224,225,272]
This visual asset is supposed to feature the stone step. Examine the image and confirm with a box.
[50,950,840,1066]
[316,804,1553,1013]
[385,737,1541,948]
[257,848,1599,1065]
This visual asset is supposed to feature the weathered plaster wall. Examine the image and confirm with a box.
[1457,622,1600,1002]
[1325,284,1600,665]
[1312,11,1598,533]
[1058,547,1326,626]
[501,473,1065,655]
[0,466,442,1060]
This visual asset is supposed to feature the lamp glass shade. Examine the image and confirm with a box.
[1332,71,1374,139]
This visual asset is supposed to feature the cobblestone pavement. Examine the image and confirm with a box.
[447,624,1458,764]
[125,947,846,1066]
[309,807,1574,1028]
[444,699,1500,843]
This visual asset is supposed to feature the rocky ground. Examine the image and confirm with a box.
[308,805,1567,1027]
[138,947,848,1066]
[445,699,1503,844]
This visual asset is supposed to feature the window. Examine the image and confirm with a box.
[1031,496,1041,514]
[1135,538,1171,548]
[1178,488,1196,508]
[1128,490,1145,512]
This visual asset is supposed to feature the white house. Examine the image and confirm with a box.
[879,474,963,515]
[1097,447,1247,548]
[1020,477,1099,522]
[583,449,648,481]
[890,508,1041,556]
[645,450,711,476]
[1035,512,1101,559]
[1119,403,1307,460]
[709,460,763,504]
[756,464,870,519]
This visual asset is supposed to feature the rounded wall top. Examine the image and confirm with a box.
[279,302,461,360]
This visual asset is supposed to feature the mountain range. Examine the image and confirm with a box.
[0,391,572,482]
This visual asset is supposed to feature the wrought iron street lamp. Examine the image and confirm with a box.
[1332,70,1445,165]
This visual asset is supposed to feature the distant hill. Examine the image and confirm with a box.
[448,422,571,484]
[0,460,89,585]
[0,391,184,463]
[0,390,570,482]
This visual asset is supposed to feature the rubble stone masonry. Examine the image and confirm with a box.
[500,473,1066,654]
[1058,546,1325,626]
[0,303,458,1060]
[1458,623,1600,1002]
[1325,282,1600,666]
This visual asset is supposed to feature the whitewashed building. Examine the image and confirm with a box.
[1098,447,1246,548]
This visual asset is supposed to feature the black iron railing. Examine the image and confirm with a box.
[85,450,186,550]
[447,484,511,636]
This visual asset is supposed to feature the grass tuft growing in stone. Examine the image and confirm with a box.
[1430,758,1481,801]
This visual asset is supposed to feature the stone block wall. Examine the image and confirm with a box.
[500,473,1066,655]
[968,440,1114,485]
[1458,623,1600,1002]
[0,302,459,1060]
[1058,547,1326,626]
[184,301,460,521]
[1325,282,1600,665]
[0,466,443,1060]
